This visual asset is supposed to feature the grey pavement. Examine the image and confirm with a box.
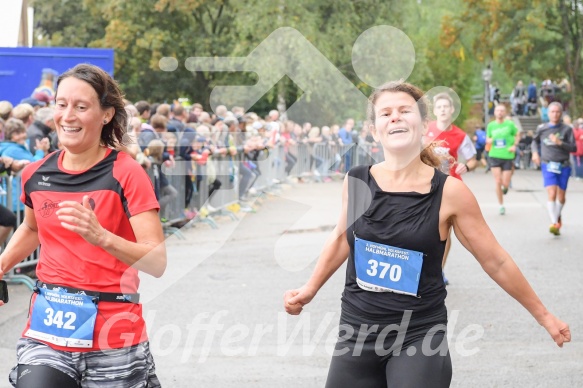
[1,168,582,387]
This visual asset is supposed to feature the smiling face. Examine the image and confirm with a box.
[370,91,426,153]
[53,77,113,154]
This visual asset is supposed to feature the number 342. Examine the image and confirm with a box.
[43,308,77,330]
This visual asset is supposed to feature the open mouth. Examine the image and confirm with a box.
[389,128,408,135]
[61,126,82,133]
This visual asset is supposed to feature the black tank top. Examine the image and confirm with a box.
[342,165,448,321]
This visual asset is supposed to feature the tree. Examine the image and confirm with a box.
[396,0,478,127]
[446,0,583,116]
[30,0,106,47]
[555,0,582,116]
[91,0,240,103]
[30,0,491,123]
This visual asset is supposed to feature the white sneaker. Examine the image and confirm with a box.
[240,205,254,213]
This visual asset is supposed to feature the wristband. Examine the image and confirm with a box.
[464,163,469,171]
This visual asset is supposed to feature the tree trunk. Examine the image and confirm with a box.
[569,73,577,117]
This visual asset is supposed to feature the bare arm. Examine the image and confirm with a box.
[0,206,40,277]
[454,135,478,175]
[284,175,351,314]
[465,157,478,171]
[56,196,167,278]
[0,207,40,306]
[441,178,570,347]
[509,131,521,153]
[531,127,542,165]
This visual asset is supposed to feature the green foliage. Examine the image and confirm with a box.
[30,0,107,47]
[399,0,478,129]
[448,0,583,116]
[32,0,581,121]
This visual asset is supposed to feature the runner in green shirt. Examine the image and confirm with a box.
[486,105,520,215]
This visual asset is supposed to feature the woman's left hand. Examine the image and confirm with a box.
[56,195,107,247]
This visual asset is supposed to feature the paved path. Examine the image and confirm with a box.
[1,168,582,387]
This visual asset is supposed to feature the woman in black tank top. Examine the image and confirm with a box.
[284,82,570,388]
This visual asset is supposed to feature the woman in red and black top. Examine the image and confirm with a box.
[0,64,166,387]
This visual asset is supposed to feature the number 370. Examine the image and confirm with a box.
[44,308,77,330]
[366,260,402,281]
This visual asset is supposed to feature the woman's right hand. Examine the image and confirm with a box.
[284,285,317,315]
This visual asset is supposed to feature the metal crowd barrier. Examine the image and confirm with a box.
[299,142,385,178]
[1,141,384,290]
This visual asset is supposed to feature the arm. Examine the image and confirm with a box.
[463,157,478,172]
[56,196,167,278]
[531,127,542,165]
[485,125,493,145]
[441,178,570,347]
[509,128,521,153]
[454,135,478,175]
[0,206,41,296]
[284,175,351,315]
[555,127,577,153]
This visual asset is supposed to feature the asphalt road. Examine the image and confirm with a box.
[1,168,582,387]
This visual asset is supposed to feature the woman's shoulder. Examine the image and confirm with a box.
[442,173,472,203]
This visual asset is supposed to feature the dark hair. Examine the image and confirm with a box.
[56,64,127,148]
[135,100,151,115]
[366,81,444,169]
[150,103,160,118]
[187,112,198,123]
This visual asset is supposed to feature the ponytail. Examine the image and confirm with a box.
[420,140,455,171]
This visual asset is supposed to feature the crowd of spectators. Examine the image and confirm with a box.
[508,78,573,119]
[0,94,380,241]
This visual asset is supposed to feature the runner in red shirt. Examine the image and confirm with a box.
[0,64,166,387]
[426,92,478,284]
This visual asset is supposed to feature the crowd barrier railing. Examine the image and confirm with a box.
[1,141,382,290]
